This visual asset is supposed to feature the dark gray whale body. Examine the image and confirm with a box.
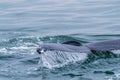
[37,39,120,54]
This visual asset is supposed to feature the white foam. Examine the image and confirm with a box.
[11,46,29,50]
[111,50,120,54]
[0,48,7,53]
[107,73,120,80]
[0,45,36,55]
[115,73,120,78]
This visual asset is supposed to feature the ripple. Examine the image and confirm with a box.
[0,0,25,3]
[0,0,120,80]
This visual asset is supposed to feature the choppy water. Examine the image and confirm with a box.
[0,0,120,80]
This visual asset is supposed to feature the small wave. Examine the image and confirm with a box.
[39,35,81,43]
[84,51,120,64]
[106,73,120,80]
[0,54,16,60]
[94,70,114,75]
[21,57,39,65]
[0,36,40,55]
[62,73,83,78]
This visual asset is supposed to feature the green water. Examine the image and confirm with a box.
[0,0,120,80]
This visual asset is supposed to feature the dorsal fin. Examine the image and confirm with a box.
[62,41,82,46]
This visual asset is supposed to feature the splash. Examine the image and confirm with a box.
[38,51,88,69]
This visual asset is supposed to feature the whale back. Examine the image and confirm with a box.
[86,39,120,51]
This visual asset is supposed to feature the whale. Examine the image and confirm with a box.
[36,39,120,54]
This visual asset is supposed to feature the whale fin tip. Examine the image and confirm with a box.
[62,41,82,46]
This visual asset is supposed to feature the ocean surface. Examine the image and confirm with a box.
[0,0,120,80]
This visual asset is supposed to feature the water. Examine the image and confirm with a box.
[0,0,120,80]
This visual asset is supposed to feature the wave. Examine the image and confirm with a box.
[0,35,120,69]
[0,35,83,54]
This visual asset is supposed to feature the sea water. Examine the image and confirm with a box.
[0,0,120,80]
